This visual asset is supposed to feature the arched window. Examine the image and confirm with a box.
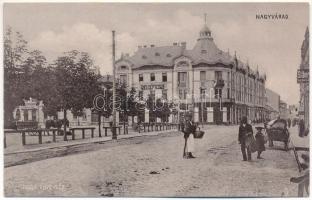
[16,109,20,120]
[32,109,37,121]
[24,110,28,121]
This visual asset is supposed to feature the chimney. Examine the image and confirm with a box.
[173,42,178,46]
[181,42,186,49]
[151,44,155,47]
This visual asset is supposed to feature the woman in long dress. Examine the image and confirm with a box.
[183,118,196,159]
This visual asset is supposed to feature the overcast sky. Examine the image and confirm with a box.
[4,3,309,105]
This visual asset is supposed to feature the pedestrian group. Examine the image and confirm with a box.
[181,114,267,161]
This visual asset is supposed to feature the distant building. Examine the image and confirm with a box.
[297,27,309,130]
[288,104,299,119]
[13,98,45,128]
[279,100,288,119]
[266,88,280,120]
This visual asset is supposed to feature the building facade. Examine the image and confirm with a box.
[13,98,94,128]
[115,23,267,124]
[279,100,288,120]
[265,88,280,120]
[13,98,45,128]
[297,27,309,130]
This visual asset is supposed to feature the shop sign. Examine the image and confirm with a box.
[297,69,309,83]
[141,84,164,90]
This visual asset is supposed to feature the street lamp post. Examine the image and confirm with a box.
[112,30,117,140]
[209,87,214,108]
[201,93,204,128]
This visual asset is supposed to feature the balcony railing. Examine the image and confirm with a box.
[214,79,225,88]
[178,82,187,87]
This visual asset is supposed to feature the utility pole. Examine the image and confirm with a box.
[112,30,117,140]
[201,93,204,128]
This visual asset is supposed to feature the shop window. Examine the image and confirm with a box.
[150,90,155,100]
[162,90,167,100]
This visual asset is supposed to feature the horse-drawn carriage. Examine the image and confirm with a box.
[266,118,290,151]
[45,119,70,135]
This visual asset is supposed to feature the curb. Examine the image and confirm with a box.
[4,130,179,156]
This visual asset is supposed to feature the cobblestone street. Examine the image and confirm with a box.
[4,125,301,197]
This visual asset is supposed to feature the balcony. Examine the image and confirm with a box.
[178,82,187,87]
[214,79,225,88]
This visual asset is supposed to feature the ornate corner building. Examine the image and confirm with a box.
[115,22,268,124]
[298,27,309,130]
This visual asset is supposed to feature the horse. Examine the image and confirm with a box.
[45,119,70,135]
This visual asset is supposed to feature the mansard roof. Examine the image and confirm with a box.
[117,24,265,79]
[127,45,183,68]
[123,40,233,68]
[184,39,233,65]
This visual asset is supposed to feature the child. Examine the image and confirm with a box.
[255,127,266,159]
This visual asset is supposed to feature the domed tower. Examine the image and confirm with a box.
[198,14,213,41]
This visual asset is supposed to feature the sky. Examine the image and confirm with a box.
[4,3,309,105]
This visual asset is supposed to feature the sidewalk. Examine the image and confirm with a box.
[5,124,226,155]
[4,128,175,155]
[288,126,309,148]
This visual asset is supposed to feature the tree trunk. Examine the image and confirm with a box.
[123,113,126,134]
[98,112,101,137]
[63,109,68,141]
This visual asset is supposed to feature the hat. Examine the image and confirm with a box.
[255,127,264,130]
[241,116,247,124]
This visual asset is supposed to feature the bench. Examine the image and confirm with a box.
[103,126,121,136]
[4,128,60,147]
[138,123,178,133]
[69,127,96,140]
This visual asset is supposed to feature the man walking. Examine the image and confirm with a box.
[238,116,254,161]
